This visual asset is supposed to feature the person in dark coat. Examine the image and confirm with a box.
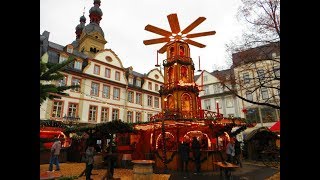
[191,137,201,174]
[234,138,242,167]
[179,140,190,176]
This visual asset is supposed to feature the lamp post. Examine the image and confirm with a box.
[216,100,220,118]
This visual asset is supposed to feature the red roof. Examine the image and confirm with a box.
[269,120,280,132]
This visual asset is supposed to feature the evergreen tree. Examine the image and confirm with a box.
[40,56,79,105]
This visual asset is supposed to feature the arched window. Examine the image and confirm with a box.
[180,66,188,82]
[170,47,175,57]
[167,95,175,110]
[168,67,174,86]
[179,46,185,56]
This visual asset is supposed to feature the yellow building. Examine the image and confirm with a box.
[40,0,163,124]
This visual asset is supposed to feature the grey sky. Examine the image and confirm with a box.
[40,0,245,74]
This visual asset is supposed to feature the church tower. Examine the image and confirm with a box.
[78,0,107,58]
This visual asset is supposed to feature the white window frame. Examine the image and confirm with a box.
[91,82,99,96]
[115,71,120,81]
[113,87,120,100]
[243,72,250,84]
[105,68,111,78]
[154,97,159,108]
[101,107,109,122]
[261,87,269,100]
[112,109,119,120]
[89,106,97,122]
[102,85,110,98]
[74,61,82,70]
[147,95,153,107]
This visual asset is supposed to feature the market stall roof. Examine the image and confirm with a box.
[254,122,276,128]
[269,120,280,132]
[244,127,277,141]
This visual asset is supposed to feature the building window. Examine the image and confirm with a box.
[88,105,98,122]
[128,77,133,85]
[59,55,67,63]
[136,79,141,87]
[113,87,120,100]
[71,77,80,92]
[155,84,159,91]
[147,95,153,107]
[91,82,99,96]
[102,85,110,98]
[148,82,152,90]
[112,109,119,120]
[147,114,153,121]
[93,65,100,75]
[105,68,111,78]
[68,103,78,117]
[128,91,134,103]
[136,93,142,105]
[225,97,234,108]
[261,87,269,100]
[213,84,222,94]
[246,91,253,101]
[204,85,210,95]
[67,46,73,53]
[243,72,250,84]
[58,75,67,87]
[204,99,211,110]
[101,107,109,122]
[204,76,208,82]
[74,61,82,70]
[127,111,133,123]
[52,101,64,118]
[154,97,159,108]
[273,65,280,78]
[135,112,141,122]
[115,71,120,81]
[257,69,265,81]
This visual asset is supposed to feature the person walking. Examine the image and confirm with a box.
[85,141,96,180]
[191,137,201,174]
[226,138,235,163]
[179,140,190,177]
[49,136,62,171]
[234,138,242,167]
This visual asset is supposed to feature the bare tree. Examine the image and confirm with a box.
[223,0,280,109]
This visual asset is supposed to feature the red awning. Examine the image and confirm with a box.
[269,120,280,132]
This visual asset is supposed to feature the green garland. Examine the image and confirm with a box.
[40,119,66,128]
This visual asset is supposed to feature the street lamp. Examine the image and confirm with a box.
[216,100,220,118]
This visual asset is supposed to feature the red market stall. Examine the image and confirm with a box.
[269,120,280,132]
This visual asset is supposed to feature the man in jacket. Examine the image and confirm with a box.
[49,136,62,171]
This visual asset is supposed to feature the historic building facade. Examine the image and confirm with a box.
[232,42,280,123]
[195,70,241,118]
[40,0,163,124]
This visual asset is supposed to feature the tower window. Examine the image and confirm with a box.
[95,36,98,39]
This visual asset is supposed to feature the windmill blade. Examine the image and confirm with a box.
[143,37,171,45]
[186,31,216,38]
[158,42,174,54]
[181,17,206,34]
[184,39,206,48]
[167,14,181,34]
[145,24,172,37]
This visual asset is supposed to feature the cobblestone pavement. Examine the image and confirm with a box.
[40,161,279,180]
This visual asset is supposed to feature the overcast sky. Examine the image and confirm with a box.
[40,0,245,74]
